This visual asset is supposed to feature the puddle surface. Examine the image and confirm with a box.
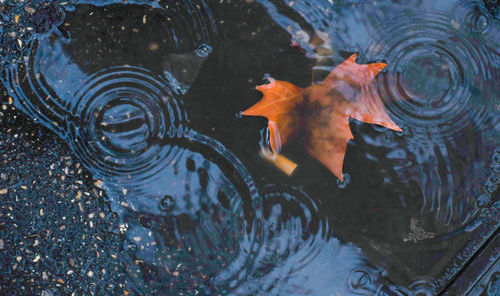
[1,0,499,295]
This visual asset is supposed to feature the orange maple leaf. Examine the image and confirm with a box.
[242,54,402,180]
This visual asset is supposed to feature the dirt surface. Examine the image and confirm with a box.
[0,91,128,296]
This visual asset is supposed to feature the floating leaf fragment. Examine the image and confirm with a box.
[243,54,402,180]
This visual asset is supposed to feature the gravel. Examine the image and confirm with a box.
[0,92,128,296]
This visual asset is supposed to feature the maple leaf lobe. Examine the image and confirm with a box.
[241,78,304,151]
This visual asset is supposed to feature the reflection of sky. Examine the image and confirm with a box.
[233,237,385,296]
[8,1,498,294]
[32,34,214,217]
[74,0,162,9]
[254,0,487,60]
[114,149,239,216]
[121,177,398,295]
[256,0,499,227]
[253,0,372,57]
[36,36,87,109]
[32,33,398,295]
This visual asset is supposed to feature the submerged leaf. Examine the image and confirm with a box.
[243,54,402,180]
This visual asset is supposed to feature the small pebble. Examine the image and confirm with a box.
[94,180,104,188]
[149,42,159,51]
[24,6,36,14]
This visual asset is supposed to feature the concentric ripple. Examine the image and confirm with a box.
[367,9,496,139]
[67,66,186,183]
[255,0,497,139]
[230,185,428,295]
[232,184,333,295]
[257,185,328,270]
[356,5,499,228]
[1,1,266,294]
[2,0,217,185]
[2,37,70,135]
[114,132,263,294]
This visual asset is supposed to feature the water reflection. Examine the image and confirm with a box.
[117,134,263,294]
[1,1,267,293]
[254,0,499,231]
[233,185,407,295]
[0,0,498,295]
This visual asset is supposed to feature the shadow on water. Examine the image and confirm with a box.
[0,0,499,295]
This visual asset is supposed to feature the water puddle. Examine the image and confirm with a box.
[1,0,499,295]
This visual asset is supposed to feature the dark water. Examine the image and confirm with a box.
[0,0,499,295]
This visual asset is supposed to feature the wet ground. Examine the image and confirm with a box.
[0,98,127,295]
[0,0,499,295]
